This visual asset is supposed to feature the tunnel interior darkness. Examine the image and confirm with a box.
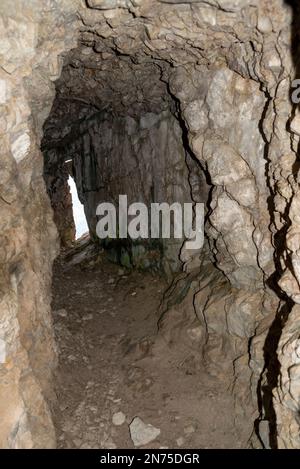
[41,45,208,275]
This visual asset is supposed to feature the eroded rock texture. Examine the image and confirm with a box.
[2,0,300,449]
[0,0,78,448]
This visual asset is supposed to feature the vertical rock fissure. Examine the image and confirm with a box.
[252,88,286,448]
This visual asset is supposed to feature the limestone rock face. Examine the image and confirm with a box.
[0,0,79,448]
[2,0,300,449]
[274,304,300,448]
[45,163,75,248]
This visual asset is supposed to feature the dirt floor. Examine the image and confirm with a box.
[51,239,242,449]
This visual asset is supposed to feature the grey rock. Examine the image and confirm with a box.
[112,411,126,426]
[129,417,161,447]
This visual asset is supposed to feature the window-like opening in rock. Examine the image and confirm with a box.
[68,175,89,240]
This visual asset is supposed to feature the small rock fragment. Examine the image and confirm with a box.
[82,313,93,321]
[55,308,67,317]
[129,417,160,447]
[176,437,184,447]
[184,425,195,435]
[112,411,126,426]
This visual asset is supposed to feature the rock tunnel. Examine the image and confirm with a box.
[1,0,300,450]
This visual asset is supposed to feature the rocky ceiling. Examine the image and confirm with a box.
[43,0,288,149]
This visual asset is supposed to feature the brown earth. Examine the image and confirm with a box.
[51,239,241,449]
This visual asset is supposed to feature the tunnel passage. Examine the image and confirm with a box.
[3,0,300,450]
[42,47,208,275]
[39,4,280,448]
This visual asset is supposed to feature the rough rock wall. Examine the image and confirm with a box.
[45,162,75,247]
[0,0,78,448]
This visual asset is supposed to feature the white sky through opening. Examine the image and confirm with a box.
[68,175,89,239]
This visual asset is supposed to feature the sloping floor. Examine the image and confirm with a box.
[51,239,241,449]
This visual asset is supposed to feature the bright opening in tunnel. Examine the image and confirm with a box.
[67,175,88,240]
